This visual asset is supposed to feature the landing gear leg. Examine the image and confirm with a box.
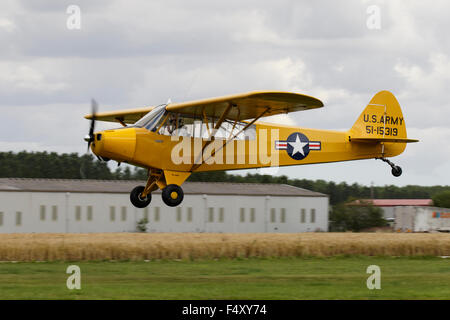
[376,157,402,177]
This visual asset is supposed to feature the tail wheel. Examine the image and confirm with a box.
[391,166,402,177]
[130,186,152,208]
[162,184,184,207]
[377,158,403,178]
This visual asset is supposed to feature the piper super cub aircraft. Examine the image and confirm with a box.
[84,90,418,208]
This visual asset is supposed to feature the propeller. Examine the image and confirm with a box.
[84,99,98,152]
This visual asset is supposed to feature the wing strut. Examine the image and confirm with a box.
[227,107,241,140]
[191,106,271,171]
[190,103,233,171]
[115,117,127,127]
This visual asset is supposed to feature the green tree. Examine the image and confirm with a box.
[432,191,450,208]
[330,202,386,232]
[136,217,149,232]
[0,151,114,179]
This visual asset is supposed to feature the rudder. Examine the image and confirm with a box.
[348,91,418,157]
[349,90,409,141]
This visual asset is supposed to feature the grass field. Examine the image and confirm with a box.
[0,233,449,261]
[0,256,449,299]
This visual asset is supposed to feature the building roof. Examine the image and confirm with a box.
[0,178,327,197]
[349,199,433,207]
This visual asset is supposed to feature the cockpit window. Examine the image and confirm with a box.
[157,112,256,140]
[136,105,256,140]
[134,104,167,131]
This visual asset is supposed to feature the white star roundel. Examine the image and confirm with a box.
[286,132,310,160]
[275,132,322,161]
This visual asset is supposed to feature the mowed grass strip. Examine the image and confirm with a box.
[0,257,449,299]
[0,233,449,261]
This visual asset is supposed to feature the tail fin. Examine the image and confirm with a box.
[349,91,418,144]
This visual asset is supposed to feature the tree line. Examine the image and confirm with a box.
[1,151,449,208]
[188,171,450,205]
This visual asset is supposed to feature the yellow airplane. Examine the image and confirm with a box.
[84,90,418,208]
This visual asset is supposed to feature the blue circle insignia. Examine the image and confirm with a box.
[286,132,310,160]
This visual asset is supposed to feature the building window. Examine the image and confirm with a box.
[280,208,286,223]
[75,206,81,221]
[219,207,224,223]
[0,212,3,226]
[240,208,245,222]
[270,208,276,223]
[250,208,255,222]
[40,205,46,221]
[121,207,127,221]
[16,211,22,226]
[187,207,193,222]
[52,205,58,221]
[143,208,149,221]
[300,209,306,223]
[87,206,93,221]
[110,206,116,221]
[208,207,214,222]
[154,207,160,222]
[311,209,316,223]
[176,207,182,222]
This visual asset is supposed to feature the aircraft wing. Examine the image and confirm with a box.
[84,106,155,124]
[166,91,323,120]
[84,91,323,124]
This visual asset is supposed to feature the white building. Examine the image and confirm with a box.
[348,199,433,222]
[0,178,329,233]
[394,206,450,232]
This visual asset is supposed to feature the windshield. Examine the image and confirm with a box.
[134,104,167,131]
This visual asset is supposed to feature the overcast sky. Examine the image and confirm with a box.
[0,0,449,186]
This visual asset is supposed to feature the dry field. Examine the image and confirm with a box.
[0,233,449,261]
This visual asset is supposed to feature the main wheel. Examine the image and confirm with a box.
[391,166,402,177]
[130,186,152,208]
[162,184,184,207]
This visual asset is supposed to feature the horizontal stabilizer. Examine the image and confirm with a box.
[350,137,419,143]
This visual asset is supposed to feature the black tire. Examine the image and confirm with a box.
[391,166,402,177]
[130,186,152,208]
[162,184,184,207]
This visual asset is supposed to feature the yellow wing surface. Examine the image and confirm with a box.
[84,91,323,123]
[166,91,323,120]
[85,106,155,124]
